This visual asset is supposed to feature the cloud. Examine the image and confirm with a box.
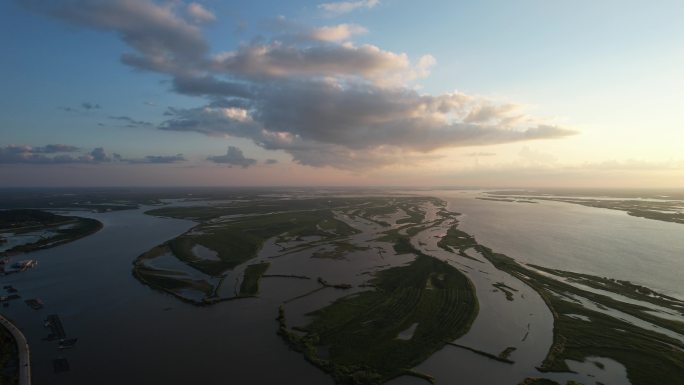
[160,82,574,168]
[28,0,577,170]
[172,75,253,98]
[81,102,101,110]
[186,2,215,24]
[126,154,187,164]
[0,144,186,165]
[89,147,110,162]
[464,103,525,126]
[308,24,367,42]
[108,116,153,128]
[265,158,278,164]
[210,42,429,86]
[21,0,208,74]
[161,106,258,137]
[207,146,257,168]
[465,152,497,157]
[318,0,380,16]
[263,17,366,44]
[34,144,80,153]
[416,54,436,78]
[0,145,110,164]
[59,102,101,112]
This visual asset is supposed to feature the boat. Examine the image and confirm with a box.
[58,338,78,349]
[25,298,44,310]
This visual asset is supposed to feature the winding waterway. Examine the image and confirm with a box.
[1,191,682,385]
[0,206,334,385]
[436,190,684,299]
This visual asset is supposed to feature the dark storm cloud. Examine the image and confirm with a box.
[207,146,257,168]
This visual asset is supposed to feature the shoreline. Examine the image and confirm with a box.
[0,314,31,385]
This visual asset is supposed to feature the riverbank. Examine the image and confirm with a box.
[0,314,30,385]
[0,209,102,257]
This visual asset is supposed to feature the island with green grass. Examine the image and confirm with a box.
[0,209,102,256]
[438,217,684,385]
[278,243,478,385]
[129,193,683,385]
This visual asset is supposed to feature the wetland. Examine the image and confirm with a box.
[0,188,682,385]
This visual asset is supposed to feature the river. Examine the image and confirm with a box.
[2,190,682,385]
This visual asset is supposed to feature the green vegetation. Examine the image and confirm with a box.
[496,195,684,225]
[239,262,271,296]
[436,225,485,264]
[161,209,359,276]
[348,197,439,228]
[278,246,478,385]
[312,241,369,260]
[479,247,684,336]
[134,197,387,302]
[436,225,477,252]
[137,195,480,384]
[394,200,428,225]
[132,245,215,304]
[477,197,537,204]
[283,287,327,304]
[517,379,562,385]
[0,324,18,385]
[527,264,684,314]
[493,282,517,301]
[477,197,516,203]
[369,198,449,246]
[446,342,514,364]
[148,196,398,221]
[392,236,416,255]
[317,277,353,290]
[518,378,585,385]
[438,220,684,385]
[0,209,74,229]
[499,346,517,360]
[0,209,102,256]
[262,274,310,280]
[0,189,166,212]
[355,205,397,227]
[134,266,215,300]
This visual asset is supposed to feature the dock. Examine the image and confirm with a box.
[25,299,44,310]
[44,314,66,340]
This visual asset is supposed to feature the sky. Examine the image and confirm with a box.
[1,0,683,188]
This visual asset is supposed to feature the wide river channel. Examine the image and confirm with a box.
[1,190,683,384]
